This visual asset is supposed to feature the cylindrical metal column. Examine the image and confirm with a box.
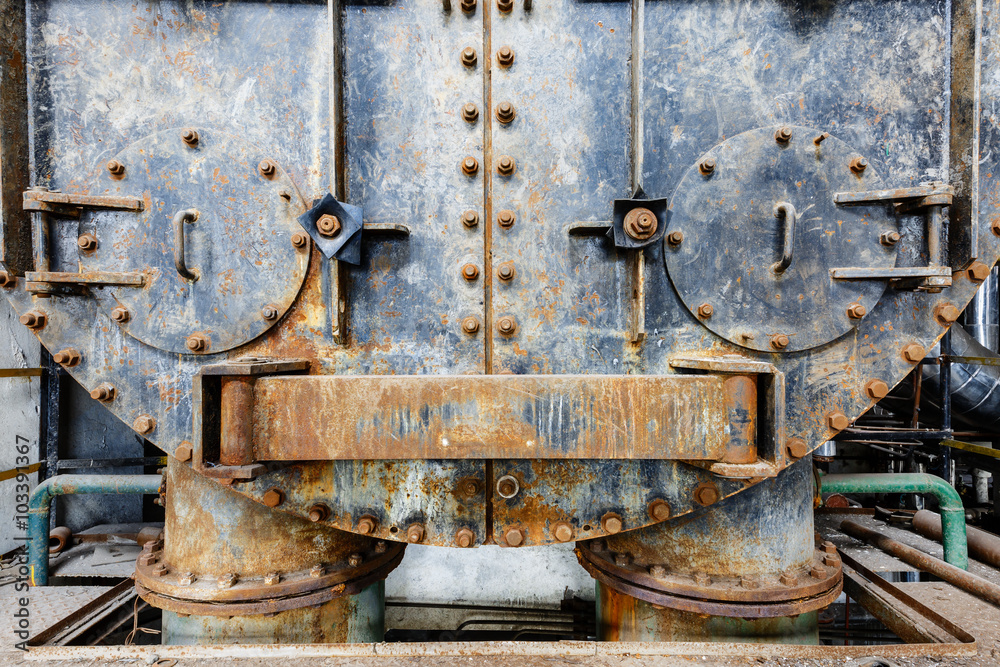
[140,458,402,645]
[586,458,832,642]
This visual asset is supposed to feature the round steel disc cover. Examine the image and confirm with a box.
[81,128,309,354]
[663,125,898,353]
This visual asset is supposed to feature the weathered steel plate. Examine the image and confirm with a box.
[250,375,729,460]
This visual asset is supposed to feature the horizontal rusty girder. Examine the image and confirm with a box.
[223,374,749,461]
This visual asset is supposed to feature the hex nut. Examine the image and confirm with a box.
[497,0,513,12]
[309,565,325,578]
[623,207,657,241]
[694,572,712,586]
[880,231,901,246]
[152,563,169,577]
[455,528,475,548]
[258,159,277,177]
[850,156,868,174]
[133,414,156,435]
[106,159,126,177]
[497,263,515,281]
[822,541,837,554]
[740,577,759,590]
[462,263,480,281]
[90,383,115,402]
[968,261,992,282]
[666,230,684,246]
[462,103,479,123]
[19,310,46,330]
[261,304,280,321]
[292,232,309,249]
[463,479,481,495]
[774,126,792,143]
[496,101,516,124]
[461,46,477,67]
[497,315,517,336]
[138,553,157,566]
[497,155,516,176]
[462,210,480,228]
[785,437,808,459]
[348,553,364,567]
[178,572,196,585]
[406,524,425,544]
[649,564,667,578]
[181,128,199,146]
[461,0,476,10]
[813,132,831,145]
[648,499,671,522]
[308,504,330,523]
[770,333,790,350]
[866,379,890,400]
[496,45,515,67]
[505,528,524,547]
[698,158,716,176]
[846,303,867,319]
[614,553,630,567]
[175,441,193,462]
[693,482,719,506]
[779,570,799,586]
[553,522,574,543]
[697,303,713,319]
[902,343,926,363]
[262,488,284,508]
[53,348,81,367]
[462,156,480,176]
[496,475,519,498]
[0,271,13,288]
[810,565,826,579]
[186,334,208,353]
[317,214,342,238]
[375,540,388,554]
[112,306,131,323]
[497,210,515,228]
[601,513,623,534]
[461,316,480,334]
[218,573,237,588]
[827,412,849,431]
[77,233,98,251]
[935,303,961,326]
[357,515,377,534]
[264,572,280,586]
[823,553,839,567]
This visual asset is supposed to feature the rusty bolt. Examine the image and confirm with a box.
[497,0,513,12]
[375,540,388,554]
[902,343,926,363]
[53,348,81,367]
[461,46,477,67]
[779,570,799,586]
[810,564,825,579]
[0,271,14,288]
[822,553,839,567]
[406,524,425,544]
[666,230,684,246]
[497,210,515,228]
[497,262,515,281]
[463,480,481,495]
[186,333,208,353]
[697,303,713,319]
[462,156,480,176]
[133,414,156,435]
[590,539,606,552]
[497,155,516,176]
[357,515,377,534]
[292,232,309,249]
[649,564,667,578]
[968,261,992,282]
[181,128,199,146]
[462,210,480,228]
[496,101,516,124]
[152,563,169,577]
[258,159,277,178]
[77,233,98,252]
[693,482,719,506]
[262,488,284,508]
[455,528,475,548]
[993,219,1000,237]
[138,553,157,566]
[218,573,237,588]
[822,541,838,554]
[106,159,126,177]
[850,156,869,174]
[880,231,901,247]
[111,306,130,323]
[827,412,849,431]
[462,102,479,123]
[648,499,671,522]
[176,442,193,462]
[553,522,574,543]
[496,45,515,67]
[496,475,519,498]
[774,126,793,143]
[317,214,342,238]
[461,0,477,11]
[461,316,480,334]
[614,553,630,567]
[740,577,759,590]
[178,572,196,586]
[264,572,280,586]
[623,207,658,241]
[309,565,325,578]
[261,304,280,321]
[814,132,831,145]
[90,383,115,402]
[866,379,890,400]
[935,303,961,326]
[698,158,716,176]
[505,528,524,547]
[770,333,790,350]
[846,302,867,319]
[348,553,364,567]
[694,572,712,586]
[308,504,330,523]
[462,263,480,281]
[785,437,808,459]
[601,513,623,534]
[19,310,46,330]
[497,315,517,336]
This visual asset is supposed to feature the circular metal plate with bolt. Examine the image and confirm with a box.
[80,128,309,354]
[664,125,897,353]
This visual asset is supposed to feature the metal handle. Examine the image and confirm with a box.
[173,209,200,281]
[771,202,796,274]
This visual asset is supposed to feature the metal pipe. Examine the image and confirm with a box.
[913,509,1000,569]
[820,473,968,569]
[28,474,162,586]
[965,265,999,352]
[840,520,1000,606]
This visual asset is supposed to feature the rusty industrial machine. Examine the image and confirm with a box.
[4,0,1000,648]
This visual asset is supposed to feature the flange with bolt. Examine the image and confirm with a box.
[462,103,479,123]
[111,307,130,323]
[497,155,516,175]
[786,437,808,459]
[258,159,277,177]
[461,47,477,67]
[462,210,480,227]
[186,334,208,353]
[455,528,475,548]
[866,379,890,400]
[770,333,790,350]
[846,303,866,319]
[462,264,480,281]
[497,210,515,228]
[497,315,517,335]
[697,303,713,319]
[20,310,46,330]
[496,101,515,124]
[181,128,199,146]
[317,214,342,238]
[461,316,480,334]
[623,207,657,240]
[462,156,479,175]
[77,233,98,251]
[497,263,515,281]
[53,348,81,366]
[133,415,156,434]
[107,160,126,177]
[90,383,115,402]
[496,45,515,66]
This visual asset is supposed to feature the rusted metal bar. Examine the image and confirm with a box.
[22,190,144,212]
[219,377,255,466]
[840,520,1000,607]
[247,374,733,461]
[830,266,952,280]
[24,271,145,287]
[171,209,200,281]
[627,251,645,344]
[913,509,1000,569]
[833,183,955,205]
[721,375,756,464]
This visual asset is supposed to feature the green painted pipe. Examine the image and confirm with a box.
[28,474,162,586]
[820,473,968,569]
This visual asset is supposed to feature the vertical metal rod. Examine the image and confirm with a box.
[926,205,945,267]
[482,0,494,374]
[32,210,50,273]
[941,329,953,484]
[219,377,255,466]
[328,0,348,344]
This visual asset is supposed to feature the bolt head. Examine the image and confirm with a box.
[866,379,889,400]
[902,343,926,363]
[138,553,157,566]
[106,159,125,176]
[553,523,574,543]
[497,316,517,335]
[77,233,98,251]
[461,316,480,334]
[504,528,524,547]
[462,156,480,175]
[309,565,325,578]
[694,483,719,506]
[0,271,13,288]
[649,564,667,578]
[90,383,115,402]
[407,524,425,543]
[496,475,519,498]
[461,46,477,67]
[112,307,130,323]
[53,348,81,366]
[462,210,480,228]
[497,155,516,175]
[462,263,480,281]
[264,572,280,586]
[822,540,837,554]
[20,311,46,330]
[694,572,712,586]
[498,0,514,12]
[740,576,759,590]
[880,231,901,247]
[309,504,330,523]
[292,232,309,249]
[496,101,515,123]
[262,488,284,508]
[697,303,713,319]
[460,0,476,11]
[648,499,671,522]
[218,573,237,588]
[623,207,658,241]
[847,303,867,319]
[317,214,342,238]
[178,572,196,585]
[181,128,199,146]
[375,540,388,554]
[698,158,716,176]
[822,553,839,567]
[455,528,475,548]
[152,563,169,577]
[175,442,193,462]
[497,210,515,228]
[348,553,363,567]
[462,102,479,123]
[261,304,279,321]
[786,437,808,459]
[770,333,790,350]
[827,412,849,431]
[133,415,156,434]
[667,230,684,246]
[357,516,376,534]
[775,126,792,142]
[601,513,623,534]
[497,263,515,281]
[779,570,799,586]
[497,45,515,66]
[993,219,1000,237]
[850,156,869,173]
[935,303,961,325]
[968,261,992,282]
[186,334,207,352]
[258,159,277,177]
[614,553,630,567]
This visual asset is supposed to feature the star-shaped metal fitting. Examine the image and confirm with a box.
[297,193,364,264]
[608,186,668,250]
